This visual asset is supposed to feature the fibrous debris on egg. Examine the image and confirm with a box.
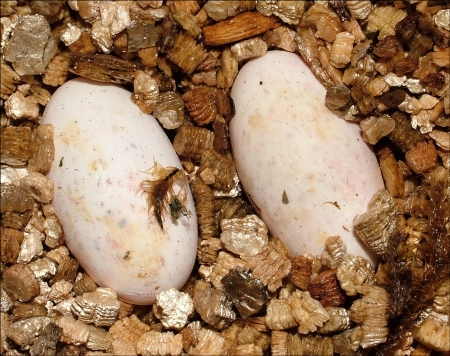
[1,1,449,355]
[139,161,191,229]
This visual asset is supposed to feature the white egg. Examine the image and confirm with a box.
[230,51,385,264]
[42,78,198,305]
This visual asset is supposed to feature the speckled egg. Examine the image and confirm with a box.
[230,51,385,264]
[42,78,198,305]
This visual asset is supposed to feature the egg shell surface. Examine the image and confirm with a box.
[42,78,198,305]
[230,51,385,264]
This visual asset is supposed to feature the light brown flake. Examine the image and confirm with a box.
[131,70,159,114]
[245,238,291,293]
[69,52,144,84]
[330,31,355,68]
[367,5,407,40]
[289,255,313,290]
[203,11,279,46]
[173,125,214,160]
[1,62,20,99]
[2,264,40,302]
[199,149,236,191]
[288,290,330,334]
[203,0,256,21]
[191,177,217,241]
[210,251,245,290]
[360,114,396,145]
[167,32,207,74]
[153,288,194,330]
[405,140,438,174]
[265,298,297,330]
[309,269,346,307]
[193,286,235,330]
[230,37,268,62]
[336,255,376,296]
[109,314,150,346]
[3,14,58,75]
[353,189,400,256]
[18,171,54,204]
[4,91,39,121]
[193,328,234,355]
[217,48,239,89]
[182,86,217,125]
[256,0,305,25]
[318,307,351,334]
[220,214,268,259]
[71,288,121,327]
[349,285,390,348]
[153,91,185,129]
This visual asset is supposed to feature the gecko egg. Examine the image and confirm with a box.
[42,78,198,305]
[230,51,385,264]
